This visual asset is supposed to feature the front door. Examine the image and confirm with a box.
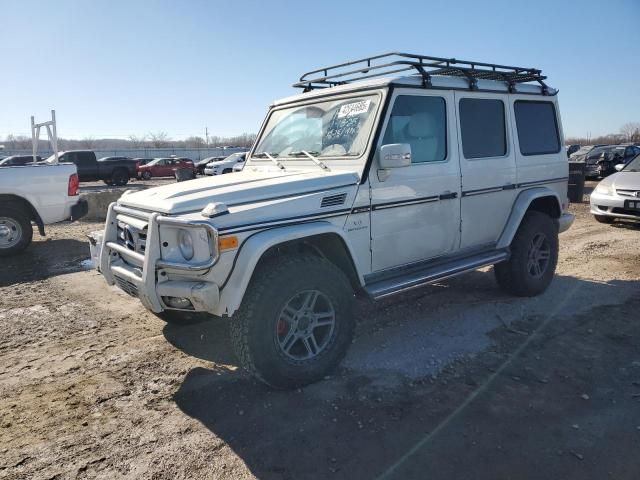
[369,90,461,272]
[454,92,517,249]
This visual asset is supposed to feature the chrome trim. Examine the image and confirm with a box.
[156,215,219,272]
[106,241,145,267]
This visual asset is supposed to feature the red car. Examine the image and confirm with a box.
[137,157,195,179]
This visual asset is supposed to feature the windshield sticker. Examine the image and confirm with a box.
[337,99,371,118]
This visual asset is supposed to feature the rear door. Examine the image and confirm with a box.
[454,92,517,249]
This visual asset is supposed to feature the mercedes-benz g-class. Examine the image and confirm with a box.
[95,53,574,388]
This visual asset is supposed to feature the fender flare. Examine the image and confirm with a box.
[496,187,562,249]
[217,221,363,316]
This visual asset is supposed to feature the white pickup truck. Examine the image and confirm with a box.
[0,161,88,256]
[96,53,574,388]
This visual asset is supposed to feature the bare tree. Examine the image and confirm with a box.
[149,131,170,148]
[128,134,147,148]
[620,123,640,143]
[185,136,206,148]
[80,137,97,149]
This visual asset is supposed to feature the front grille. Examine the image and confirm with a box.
[117,221,147,254]
[616,189,640,198]
[114,275,139,297]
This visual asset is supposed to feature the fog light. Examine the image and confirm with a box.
[163,296,193,309]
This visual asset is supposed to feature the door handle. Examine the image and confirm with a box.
[439,191,458,200]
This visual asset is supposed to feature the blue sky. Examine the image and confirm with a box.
[1,0,638,140]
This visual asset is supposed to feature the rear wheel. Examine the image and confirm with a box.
[230,254,355,389]
[111,169,129,186]
[495,211,558,297]
[222,168,232,174]
[594,215,614,224]
[0,205,33,257]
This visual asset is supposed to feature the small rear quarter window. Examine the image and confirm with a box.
[514,101,560,156]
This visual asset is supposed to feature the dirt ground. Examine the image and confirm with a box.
[1,182,639,480]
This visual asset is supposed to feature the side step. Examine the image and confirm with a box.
[364,249,510,300]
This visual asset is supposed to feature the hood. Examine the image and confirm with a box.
[118,167,360,214]
[602,171,640,191]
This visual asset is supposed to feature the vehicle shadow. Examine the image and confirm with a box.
[168,271,639,479]
[0,238,90,287]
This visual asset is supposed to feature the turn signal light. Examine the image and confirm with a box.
[218,236,239,251]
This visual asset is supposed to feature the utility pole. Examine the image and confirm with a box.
[205,127,209,147]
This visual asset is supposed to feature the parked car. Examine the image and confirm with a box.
[566,144,581,157]
[203,152,246,175]
[44,150,137,186]
[93,52,573,389]
[590,153,640,224]
[232,161,245,172]
[0,161,87,255]
[137,157,195,180]
[0,155,42,166]
[583,145,640,178]
[569,144,605,160]
[195,156,224,175]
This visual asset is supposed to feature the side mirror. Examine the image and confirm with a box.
[615,163,625,172]
[379,143,411,168]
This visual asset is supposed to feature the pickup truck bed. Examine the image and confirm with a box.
[0,162,87,256]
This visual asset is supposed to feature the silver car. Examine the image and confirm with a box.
[590,154,640,224]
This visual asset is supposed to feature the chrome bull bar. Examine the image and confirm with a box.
[99,203,219,312]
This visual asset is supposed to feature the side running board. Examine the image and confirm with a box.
[364,249,510,300]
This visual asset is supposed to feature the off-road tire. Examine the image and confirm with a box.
[594,215,614,224]
[111,169,129,186]
[494,211,558,297]
[142,171,152,180]
[0,204,33,257]
[230,254,355,389]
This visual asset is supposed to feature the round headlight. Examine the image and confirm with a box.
[178,230,194,260]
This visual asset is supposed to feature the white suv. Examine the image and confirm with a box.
[203,152,246,175]
[96,53,574,388]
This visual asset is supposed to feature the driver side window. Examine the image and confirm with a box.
[382,95,447,163]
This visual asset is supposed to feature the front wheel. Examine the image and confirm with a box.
[141,171,152,180]
[230,254,355,389]
[494,211,559,297]
[0,205,33,257]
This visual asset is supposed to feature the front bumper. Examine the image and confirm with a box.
[203,168,218,176]
[99,203,221,313]
[590,190,640,221]
[558,212,575,233]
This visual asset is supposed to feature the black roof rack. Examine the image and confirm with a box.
[294,52,550,95]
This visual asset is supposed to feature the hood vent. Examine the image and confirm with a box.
[321,193,347,208]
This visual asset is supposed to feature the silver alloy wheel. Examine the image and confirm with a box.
[275,289,336,361]
[0,217,22,249]
[527,232,550,278]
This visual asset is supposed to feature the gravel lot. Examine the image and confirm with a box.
[1,182,639,479]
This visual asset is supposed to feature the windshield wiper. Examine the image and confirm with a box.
[289,150,331,172]
[254,151,285,170]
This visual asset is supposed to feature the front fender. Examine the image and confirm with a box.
[496,187,562,249]
[217,221,363,317]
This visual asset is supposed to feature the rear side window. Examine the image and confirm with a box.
[514,101,560,156]
[382,95,447,163]
[459,98,506,159]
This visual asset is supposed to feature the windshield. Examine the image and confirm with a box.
[623,154,640,172]
[224,153,244,162]
[147,158,162,166]
[253,94,380,159]
[571,146,593,156]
